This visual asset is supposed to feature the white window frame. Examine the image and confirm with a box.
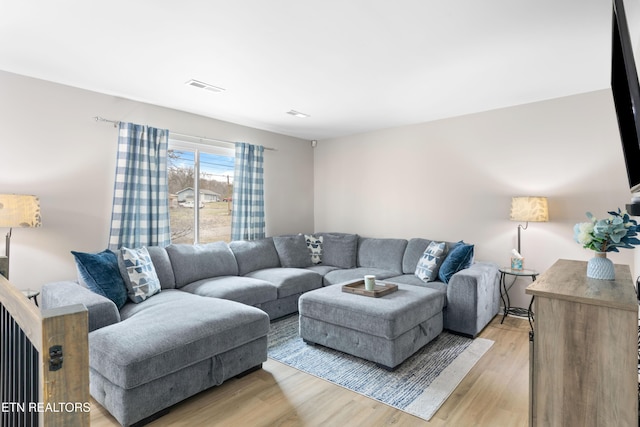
[168,138,234,244]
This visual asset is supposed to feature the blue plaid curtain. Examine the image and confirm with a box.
[231,142,265,240]
[108,122,171,249]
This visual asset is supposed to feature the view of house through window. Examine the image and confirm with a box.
[168,140,234,244]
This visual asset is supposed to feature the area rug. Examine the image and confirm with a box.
[267,315,494,421]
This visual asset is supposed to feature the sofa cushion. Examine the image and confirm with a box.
[95,290,269,389]
[323,267,399,286]
[166,242,238,288]
[71,249,128,309]
[180,276,277,306]
[246,268,323,298]
[305,264,339,276]
[357,237,407,274]
[415,241,447,282]
[402,238,433,274]
[321,233,358,268]
[273,235,312,268]
[305,234,323,264]
[229,238,281,275]
[146,246,176,289]
[120,247,161,303]
[385,274,448,305]
[438,242,475,284]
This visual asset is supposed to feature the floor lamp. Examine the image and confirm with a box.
[510,196,549,255]
[0,194,41,280]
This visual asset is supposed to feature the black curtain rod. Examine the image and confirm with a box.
[92,116,276,151]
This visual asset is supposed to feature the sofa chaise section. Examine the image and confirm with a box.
[89,290,269,426]
[42,281,269,427]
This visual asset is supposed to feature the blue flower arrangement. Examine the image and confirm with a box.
[573,208,640,253]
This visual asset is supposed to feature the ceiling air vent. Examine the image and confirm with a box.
[185,79,225,93]
[286,110,310,118]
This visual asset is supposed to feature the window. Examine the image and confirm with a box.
[168,140,234,244]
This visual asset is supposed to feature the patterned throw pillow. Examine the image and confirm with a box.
[415,241,447,282]
[305,234,323,264]
[121,246,161,303]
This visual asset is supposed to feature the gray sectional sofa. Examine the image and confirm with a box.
[41,232,500,426]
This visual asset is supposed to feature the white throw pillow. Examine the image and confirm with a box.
[415,241,447,282]
[305,234,323,264]
[121,246,161,303]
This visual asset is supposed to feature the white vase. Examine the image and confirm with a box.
[586,252,615,280]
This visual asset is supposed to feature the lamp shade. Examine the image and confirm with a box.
[510,196,549,222]
[0,194,41,228]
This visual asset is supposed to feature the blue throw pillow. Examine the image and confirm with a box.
[71,249,128,309]
[438,242,475,284]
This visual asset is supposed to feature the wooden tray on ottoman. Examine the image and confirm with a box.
[342,280,398,298]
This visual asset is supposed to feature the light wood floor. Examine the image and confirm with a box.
[90,316,530,426]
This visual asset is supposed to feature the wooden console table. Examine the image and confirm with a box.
[526,259,638,427]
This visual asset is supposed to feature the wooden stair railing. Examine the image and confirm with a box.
[0,275,89,427]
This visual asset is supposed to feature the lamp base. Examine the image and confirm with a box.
[0,256,7,279]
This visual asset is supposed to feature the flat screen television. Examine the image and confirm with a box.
[611,0,640,194]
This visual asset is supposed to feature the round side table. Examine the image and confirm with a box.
[499,267,538,327]
[21,289,40,307]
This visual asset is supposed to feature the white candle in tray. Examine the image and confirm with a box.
[364,275,376,291]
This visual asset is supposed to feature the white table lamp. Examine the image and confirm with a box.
[510,196,548,255]
[0,194,41,279]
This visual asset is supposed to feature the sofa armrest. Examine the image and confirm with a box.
[444,261,500,337]
[41,281,121,332]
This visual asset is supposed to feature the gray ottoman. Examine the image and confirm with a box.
[298,282,445,370]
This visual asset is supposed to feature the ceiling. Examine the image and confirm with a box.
[0,0,632,140]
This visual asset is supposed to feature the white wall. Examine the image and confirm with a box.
[3,68,634,307]
[314,90,636,307]
[0,70,314,290]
